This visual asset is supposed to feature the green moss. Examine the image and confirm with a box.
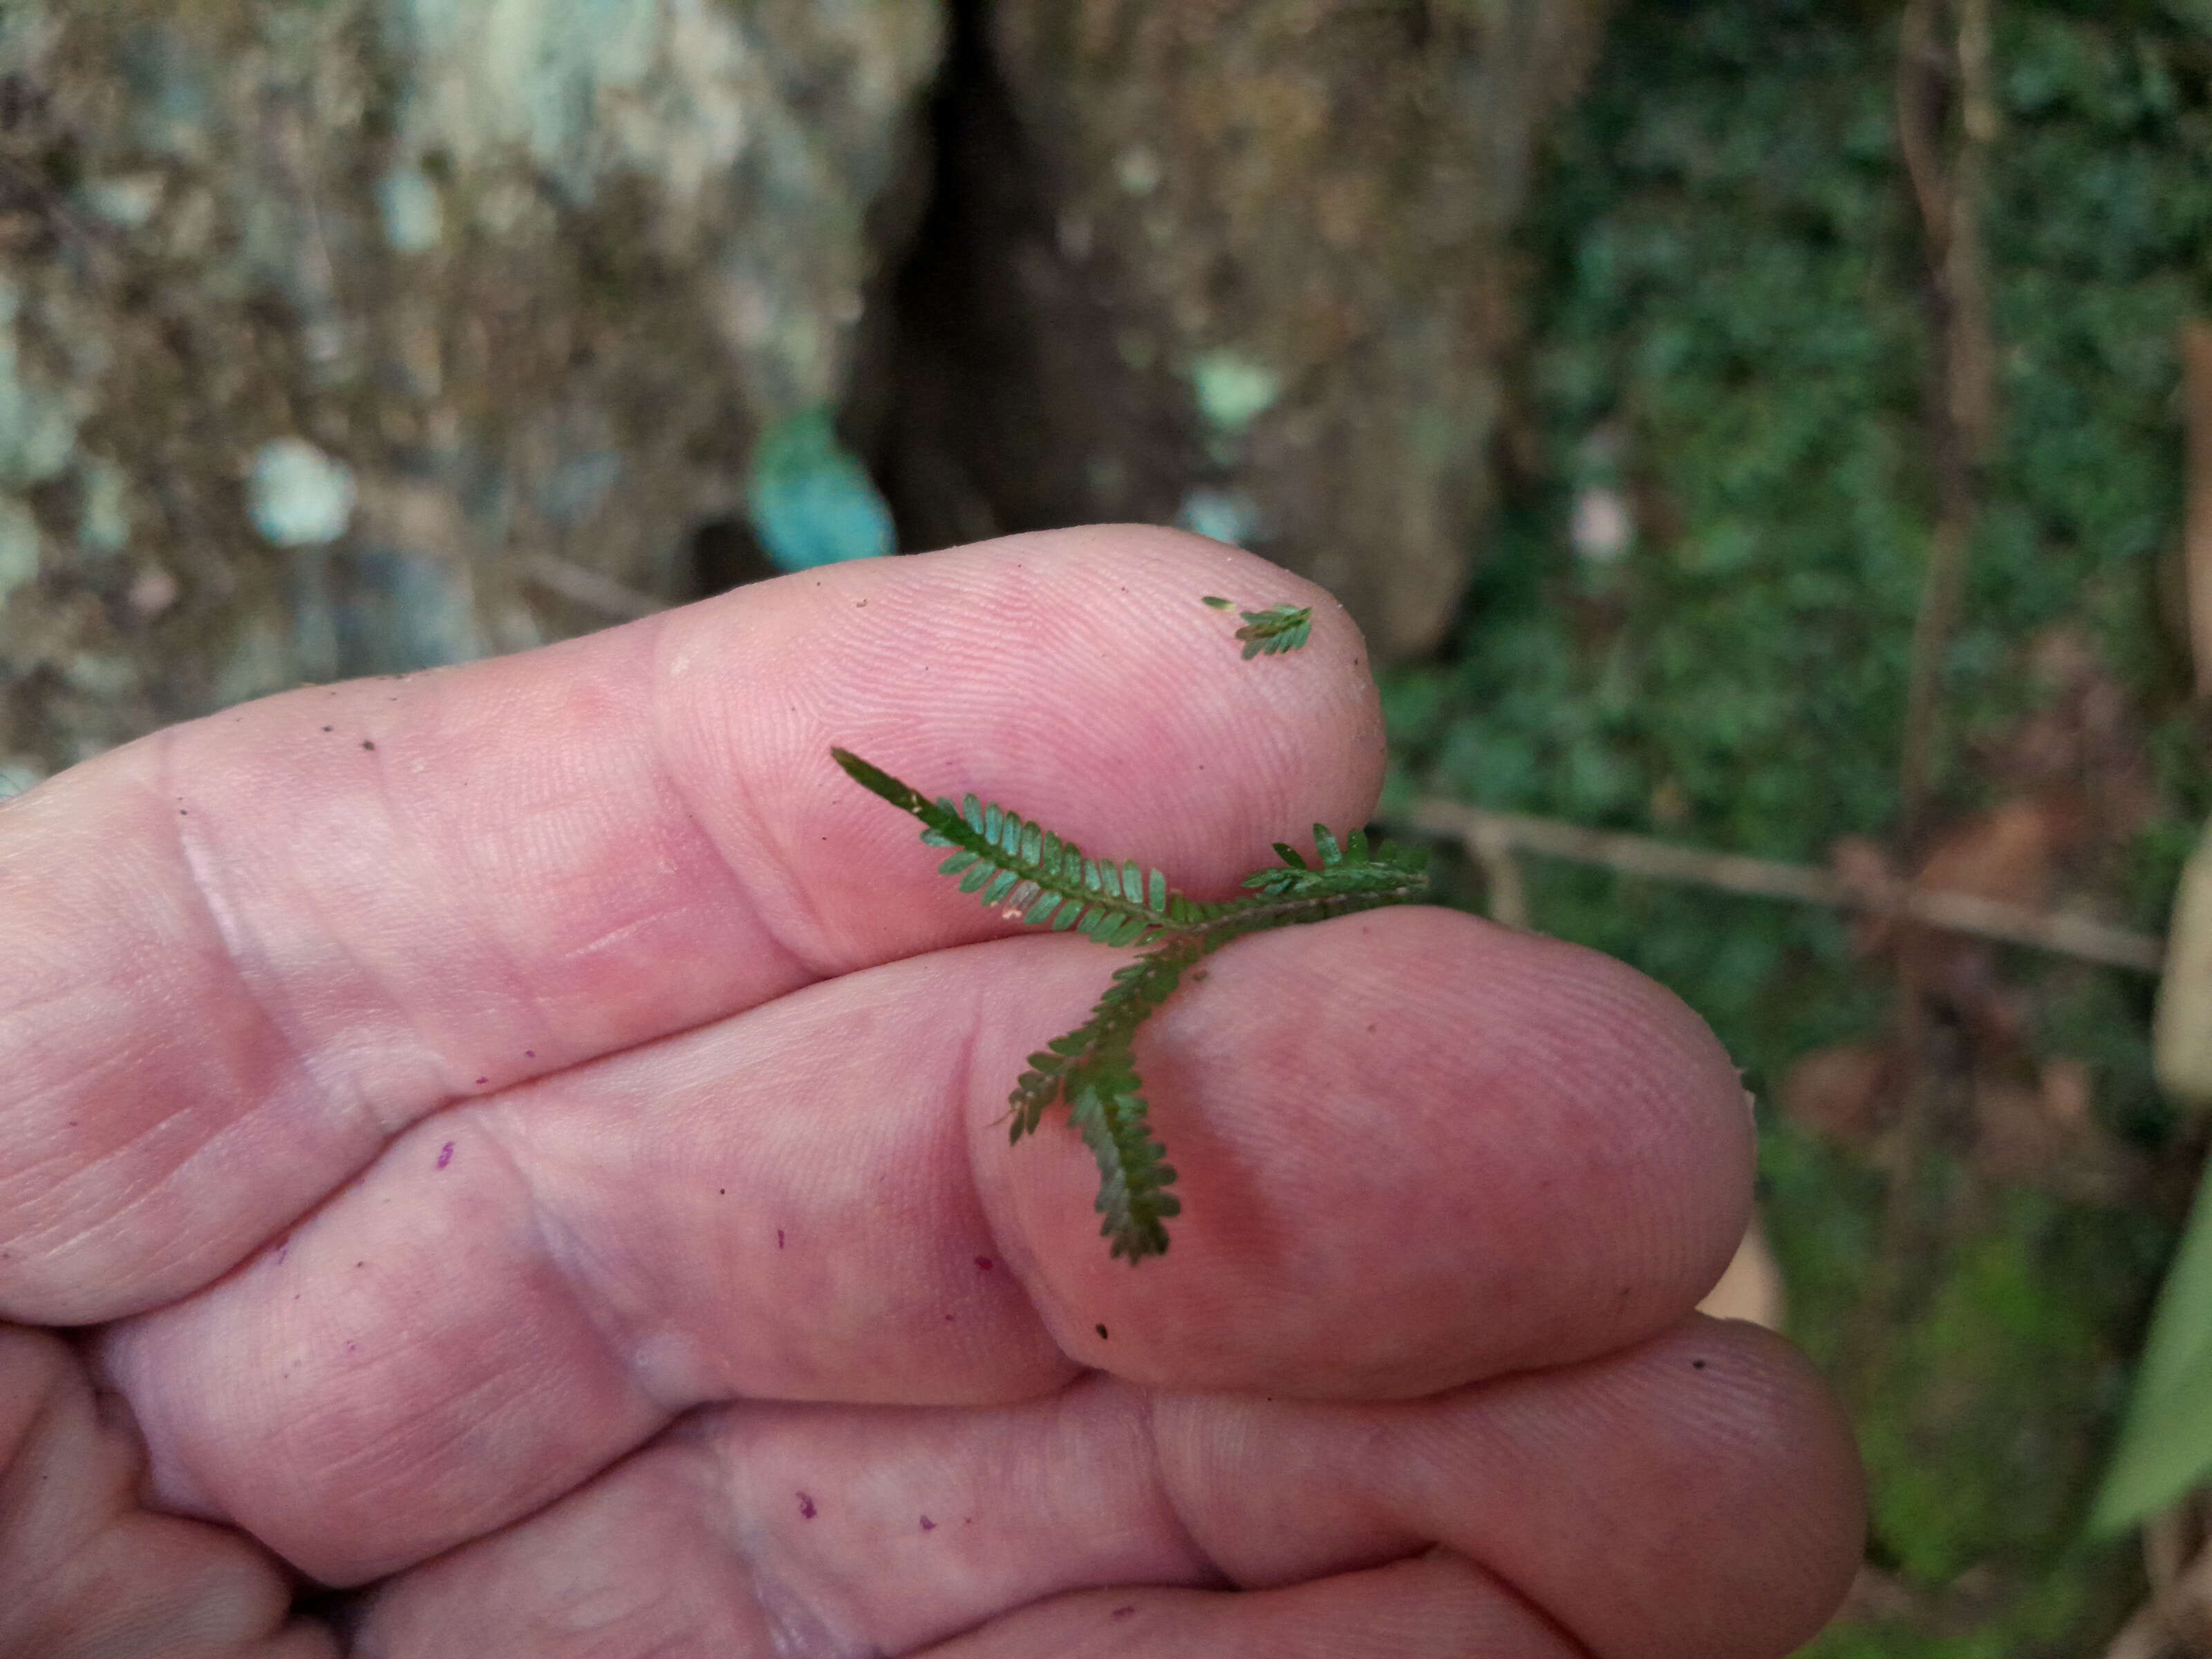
[1387,1,2212,1647]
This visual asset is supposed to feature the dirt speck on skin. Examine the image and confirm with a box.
[919,1516,935,1531]
[797,1492,816,1519]
[362,740,375,751]
[1095,1324,1109,1340]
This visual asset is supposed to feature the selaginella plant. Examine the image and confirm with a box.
[831,748,1428,1262]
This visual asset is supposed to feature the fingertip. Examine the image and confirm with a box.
[988,906,1756,1395]
[1559,1316,1867,1657]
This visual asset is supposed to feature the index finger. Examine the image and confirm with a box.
[0,527,1384,1324]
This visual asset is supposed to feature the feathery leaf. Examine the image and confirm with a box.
[1233,603,1313,658]
[832,747,1427,1262]
[832,749,1182,942]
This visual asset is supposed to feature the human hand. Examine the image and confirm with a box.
[0,527,1862,1657]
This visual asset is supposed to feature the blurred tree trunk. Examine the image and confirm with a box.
[0,0,1607,786]
[874,0,1611,659]
[0,0,942,783]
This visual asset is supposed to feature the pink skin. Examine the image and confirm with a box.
[0,527,1863,1658]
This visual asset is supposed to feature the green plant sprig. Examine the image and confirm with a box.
[1200,596,1313,657]
[831,747,1428,1262]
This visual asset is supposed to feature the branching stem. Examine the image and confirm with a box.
[832,748,1428,1260]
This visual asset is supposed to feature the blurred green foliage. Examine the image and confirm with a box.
[1384,1,2212,1649]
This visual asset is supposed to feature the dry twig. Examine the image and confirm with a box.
[520,553,666,621]
[1400,798,2163,973]
[2180,321,2212,697]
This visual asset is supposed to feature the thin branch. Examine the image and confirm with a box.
[2103,1517,2212,1659]
[1400,797,2164,973]
[2181,321,2212,697]
[1895,0,2000,849]
[1462,814,1530,929]
[520,553,667,621]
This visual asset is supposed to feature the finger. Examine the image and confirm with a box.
[913,1557,1583,1659]
[348,1321,1860,1659]
[0,527,1382,1324]
[0,1326,335,1659]
[1153,1320,1865,1659]
[104,906,1750,1582]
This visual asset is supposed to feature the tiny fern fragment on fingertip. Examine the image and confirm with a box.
[1232,603,1313,658]
[831,747,1428,1263]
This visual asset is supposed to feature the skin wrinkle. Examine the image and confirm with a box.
[1136,1387,1231,1597]
[160,711,391,1172]
[665,1421,876,1659]
[167,722,438,1151]
[12,1067,309,1313]
[949,968,1025,1316]
[661,594,880,992]
[471,1097,679,1427]
[287,1344,518,1523]
[1402,1547,1601,1659]
[644,672,830,997]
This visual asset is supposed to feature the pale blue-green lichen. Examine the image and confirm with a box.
[248,439,357,547]
[1174,485,1262,548]
[375,167,446,253]
[1188,348,1280,438]
[744,407,894,570]
[0,281,84,491]
[75,458,132,554]
[0,495,39,603]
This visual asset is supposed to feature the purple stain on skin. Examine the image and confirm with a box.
[474,1076,489,1087]
[1111,1606,1136,1622]
[436,1142,455,1170]
[796,1492,816,1520]
[919,1516,935,1532]
[777,1229,786,1249]
[974,1256,993,1271]
[344,1341,357,1354]
[274,1240,290,1265]
[524,1049,535,1059]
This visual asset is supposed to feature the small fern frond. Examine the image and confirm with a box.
[1239,823,1429,904]
[1009,937,1198,1137]
[1234,603,1313,658]
[831,748,1195,944]
[1069,1069,1181,1261]
[1008,937,1195,1261]
[832,748,1428,1264]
